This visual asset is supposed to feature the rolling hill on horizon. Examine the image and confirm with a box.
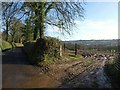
[63,39,119,47]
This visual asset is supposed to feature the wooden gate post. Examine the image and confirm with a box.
[75,43,77,55]
[64,43,65,53]
[60,45,62,57]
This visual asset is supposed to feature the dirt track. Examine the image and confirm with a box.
[2,47,112,88]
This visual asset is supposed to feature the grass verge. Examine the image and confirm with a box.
[15,43,23,47]
[104,60,120,88]
[0,40,12,52]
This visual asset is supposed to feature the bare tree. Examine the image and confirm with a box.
[9,18,23,43]
[2,2,24,41]
[22,1,84,39]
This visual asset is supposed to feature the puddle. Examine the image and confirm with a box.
[84,60,112,88]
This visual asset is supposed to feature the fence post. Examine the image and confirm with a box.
[60,45,62,57]
[75,43,77,55]
[64,43,65,53]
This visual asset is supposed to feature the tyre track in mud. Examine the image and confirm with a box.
[59,60,103,88]
[39,58,103,87]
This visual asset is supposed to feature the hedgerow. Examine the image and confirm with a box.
[24,36,61,65]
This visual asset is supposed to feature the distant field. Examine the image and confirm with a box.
[63,39,118,47]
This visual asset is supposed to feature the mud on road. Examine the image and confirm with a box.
[2,47,113,88]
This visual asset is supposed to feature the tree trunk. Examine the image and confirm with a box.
[5,22,9,41]
[11,36,14,43]
[39,3,44,39]
[33,26,38,40]
[33,10,39,40]
[39,20,44,39]
[20,38,22,44]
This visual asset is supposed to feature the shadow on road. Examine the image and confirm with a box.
[2,47,31,65]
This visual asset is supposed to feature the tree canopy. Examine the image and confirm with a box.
[2,1,85,42]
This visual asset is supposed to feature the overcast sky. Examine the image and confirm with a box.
[45,2,118,41]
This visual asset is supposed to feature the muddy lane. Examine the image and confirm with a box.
[2,48,113,88]
[2,48,60,88]
[59,59,112,88]
[84,63,112,88]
